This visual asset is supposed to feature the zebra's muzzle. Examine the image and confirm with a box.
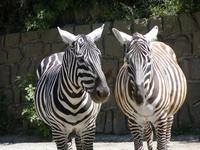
[90,85,110,103]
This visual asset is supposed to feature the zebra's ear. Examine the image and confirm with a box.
[57,27,76,45]
[87,24,104,42]
[112,28,132,45]
[144,26,158,42]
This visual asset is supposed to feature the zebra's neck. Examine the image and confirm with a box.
[57,50,86,105]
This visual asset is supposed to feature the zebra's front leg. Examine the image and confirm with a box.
[166,116,174,150]
[128,119,144,150]
[155,117,168,150]
[75,134,82,150]
[144,122,154,150]
[52,129,72,150]
[77,124,96,150]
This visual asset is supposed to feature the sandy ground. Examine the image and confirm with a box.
[1,141,200,150]
[0,134,200,150]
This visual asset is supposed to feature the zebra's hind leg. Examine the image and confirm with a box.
[166,116,174,150]
[128,118,145,150]
[144,122,154,150]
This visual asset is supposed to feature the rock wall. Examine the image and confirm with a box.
[1,12,200,134]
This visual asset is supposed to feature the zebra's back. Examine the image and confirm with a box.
[35,52,63,125]
[150,41,187,116]
[36,52,64,79]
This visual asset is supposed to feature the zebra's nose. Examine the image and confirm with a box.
[96,86,110,101]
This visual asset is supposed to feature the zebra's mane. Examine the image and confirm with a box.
[125,32,151,56]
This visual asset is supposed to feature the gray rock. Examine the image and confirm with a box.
[74,24,91,35]
[179,13,198,32]
[113,109,129,134]
[21,31,40,44]
[5,33,20,48]
[22,42,43,58]
[7,48,22,63]
[163,16,180,36]
[96,111,106,133]
[113,20,132,34]
[0,65,10,87]
[41,28,59,43]
[180,58,200,80]
[104,35,123,58]
[164,33,192,58]
[0,51,7,64]
[193,31,200,55]
[104,110,113,133]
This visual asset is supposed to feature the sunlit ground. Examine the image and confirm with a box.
[0,134,200,150]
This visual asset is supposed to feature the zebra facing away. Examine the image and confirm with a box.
[112,26,187,150]
[35,24,110,150]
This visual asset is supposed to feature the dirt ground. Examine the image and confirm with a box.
[0,134,200,150]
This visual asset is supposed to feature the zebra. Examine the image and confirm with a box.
[34,24,110,150]
[112,26,187,150]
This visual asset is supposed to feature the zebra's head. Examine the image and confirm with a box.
[112,26,158,103]
[112,26,158,67]
[57,24,110,103]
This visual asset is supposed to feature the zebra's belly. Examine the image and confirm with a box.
[134,103,154,117]
[118,95,158,123]
[131,102,158,122]
[62,121,90,136]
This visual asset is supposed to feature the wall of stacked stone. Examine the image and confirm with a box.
[1,12,200,134]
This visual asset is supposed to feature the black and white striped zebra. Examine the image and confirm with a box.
[35,24,110,150]
[112,26,187,150]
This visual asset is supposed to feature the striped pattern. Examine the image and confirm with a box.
[35,35,109,150]
[115,33,187,150]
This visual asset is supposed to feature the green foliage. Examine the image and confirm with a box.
[16,74,50,137]
[25,9,56,31]
[1,0,200,34]
[149,0,182,17]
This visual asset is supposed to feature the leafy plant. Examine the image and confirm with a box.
[16,74,50,137]
[1,0,200,33]
[25,8,56,31]
[149,0,182,17]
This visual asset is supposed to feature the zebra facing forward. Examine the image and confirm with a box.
[35,24,110,150]
[112,26,187,150]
